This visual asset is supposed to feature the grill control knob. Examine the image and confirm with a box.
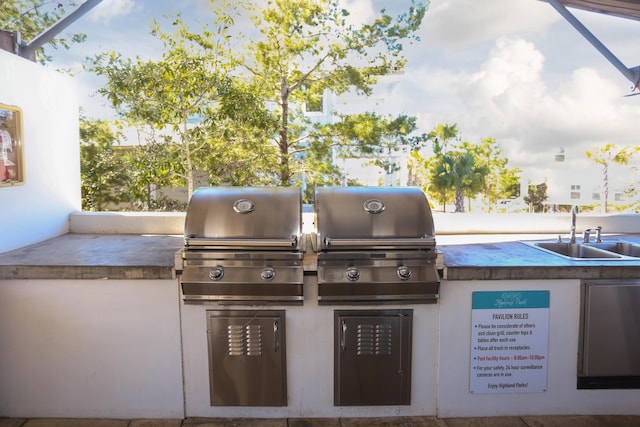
[346,267,360,281]
[209,267,224,281]
[261,267,276,281]
[397,265,412,280]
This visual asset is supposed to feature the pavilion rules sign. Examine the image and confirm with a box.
[470,290,550,394]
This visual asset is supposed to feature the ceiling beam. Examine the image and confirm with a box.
[545,0,640,91]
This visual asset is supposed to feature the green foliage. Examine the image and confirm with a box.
[464,138,521,212]
[87,16,279,198]
[524,182,548,213]
[235,0,428,185]
[0,0,85,62]
[79,118,128,210]
[409,123,520,212]
[586,143,640,213]
[85,0,429,207]
[121,130,186,211]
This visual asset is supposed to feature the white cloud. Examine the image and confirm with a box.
[422,0,557,47]
[339,0,376,27]
[88,0,136,23]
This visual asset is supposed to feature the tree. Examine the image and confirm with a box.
[469,138,521,212]
[121,130,186,211]
[426,123,459,210]
[79,118,128,210]
[586,143,640,213]
[0,0,86,62]
[88,17,279,199]
[428,123,459,155]
[235,0,427,186]
[409,125,518,212]
[524,182,548,213]
[430,148,487,213]
[308,112,428,193]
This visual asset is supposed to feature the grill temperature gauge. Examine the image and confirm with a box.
[261,267,276,281]
[346,267,360,281]
[209,267,224,281]
[397,265,412,280]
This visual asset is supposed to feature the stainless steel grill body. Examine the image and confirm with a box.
[179,187,303,305]
[315,187,440,304]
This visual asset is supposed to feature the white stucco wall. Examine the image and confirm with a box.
[0,279,184,419]
[0,50,81,253]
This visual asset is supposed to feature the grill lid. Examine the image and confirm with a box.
[184,187,302,250]
[315,187,435,250]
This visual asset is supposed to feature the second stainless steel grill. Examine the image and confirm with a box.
[315,186,440,304]
[178,187,304,305]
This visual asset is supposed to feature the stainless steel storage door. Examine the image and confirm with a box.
[207,310,287,406]
[334,309,413,405]
[580,281,640,382]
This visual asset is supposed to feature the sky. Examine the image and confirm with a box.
[45,0,640,207]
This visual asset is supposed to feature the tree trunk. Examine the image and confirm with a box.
[183,120,195,200]
[603,164,609,213]
[455,188,465,212]
[278,80,291,186]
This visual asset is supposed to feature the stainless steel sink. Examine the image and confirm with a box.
[522,240,640,260]
[586,241,640,257]
[532,242,622,259]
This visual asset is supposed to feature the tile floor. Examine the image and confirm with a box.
[2,416,640,427]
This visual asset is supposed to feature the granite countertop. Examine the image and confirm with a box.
[0,233,183,280]
[1,233,640,281]
[440,234,640,280]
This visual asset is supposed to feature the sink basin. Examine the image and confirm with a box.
[586,241,640,258]
[533,242,622,259]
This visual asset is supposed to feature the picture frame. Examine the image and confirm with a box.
[0,103,24,186]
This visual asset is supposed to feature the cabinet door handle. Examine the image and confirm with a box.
[341,320,347,351]
[273,320,280,352]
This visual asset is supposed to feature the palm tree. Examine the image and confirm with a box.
[430,149,487,213]
[586,144,640,213]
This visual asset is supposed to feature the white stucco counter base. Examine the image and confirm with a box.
[180,276,439,418]
[438,279,640,418]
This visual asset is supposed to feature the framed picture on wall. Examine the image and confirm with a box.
[0,104,24,186]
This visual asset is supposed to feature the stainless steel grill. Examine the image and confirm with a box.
[315,186,440,304]
[178,187,304,305]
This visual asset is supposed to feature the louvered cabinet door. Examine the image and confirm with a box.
[334,309,413,406]
[207,310,287,406]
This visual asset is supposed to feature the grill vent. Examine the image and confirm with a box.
[356,323,393,356]
[226,324,263,356]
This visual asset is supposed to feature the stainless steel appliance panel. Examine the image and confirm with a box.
[315,187,434,250]
[578,280,640,388]
[207,310,287,406]
[334,309,412,405]
[185,187,301,246]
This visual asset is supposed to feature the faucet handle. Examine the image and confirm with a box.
[583,229,591,243]
[595,226,602,243]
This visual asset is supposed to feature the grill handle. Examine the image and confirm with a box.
[323,237,434,248]
[185,236,298,248]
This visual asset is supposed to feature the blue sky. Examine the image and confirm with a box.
[47,0,640,205]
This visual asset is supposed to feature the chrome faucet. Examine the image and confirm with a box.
[570,205,579,243]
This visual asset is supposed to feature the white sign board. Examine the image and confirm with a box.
[470,290,550,394]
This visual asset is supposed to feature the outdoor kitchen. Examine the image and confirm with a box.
[2,30,640,423]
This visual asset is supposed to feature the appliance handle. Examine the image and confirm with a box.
[341,320,347,351]
[185,237,298,248]
[274,320,280,352]
[323,237,434,248]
